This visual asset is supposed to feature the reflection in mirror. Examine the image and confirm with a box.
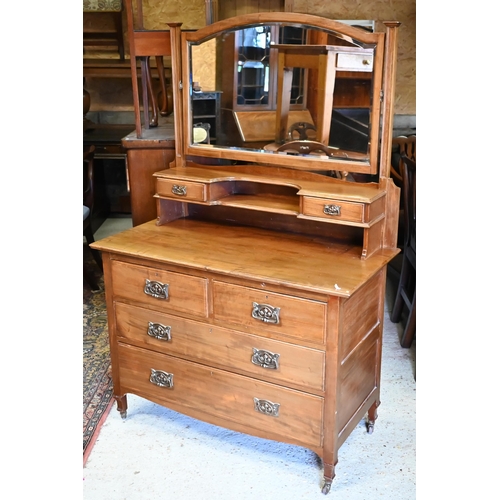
[186,20,381,171]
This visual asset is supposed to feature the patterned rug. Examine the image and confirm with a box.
[83,245,114,464]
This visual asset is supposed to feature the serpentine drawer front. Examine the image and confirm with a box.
[110,261,209,318]
[114,302,326,392]
[117,343,324,449]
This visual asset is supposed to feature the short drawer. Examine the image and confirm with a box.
[212,281,326,344]
[118,343,324,448]
[156,177,207,201]
[110,261,208,318]
[115,302,325,391]
[337,52,373,71]
[302,197,366,223]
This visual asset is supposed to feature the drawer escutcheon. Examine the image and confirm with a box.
[323,204,341,216]
[171,184,187,196]
[251,348,280,370]
[144,279,169,300]
[254,397,280,417]
[251,302,280,324]
[149,368,174,388]
[147,322,172,341]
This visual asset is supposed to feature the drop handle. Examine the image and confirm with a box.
[251,302,280,324]
[323,204,341,216]
[254,398,280,417]
[144,279,169,299]
[172,184,187,196]
[147,322,172,341]
[149,369,174,388]
[251,348,280,370]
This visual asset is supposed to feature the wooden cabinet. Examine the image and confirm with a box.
[121,122,176,226]
[92,13,401,494]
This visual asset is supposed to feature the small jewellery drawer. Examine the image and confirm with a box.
[111,261,208,318]
[156,178,207,201]
[337,52,373,71]
[115,302,325,391]
[302,196,385,224]
[118,343,324,448]
[302,197,364,223]
[213,281,326,344]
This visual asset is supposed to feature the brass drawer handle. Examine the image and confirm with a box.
[150,368,174,388]
[172,184,187,196]
[251,348,280,370]
[323,204,341,216]
[362,59,371,65]
[254,397,280,417]
[251,302,280,324]
[144,279,169,300]
[147,322,172,341]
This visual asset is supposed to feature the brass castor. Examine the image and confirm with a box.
[321,480,332,494]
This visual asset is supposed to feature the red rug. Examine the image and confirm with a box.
[83,246,114,465]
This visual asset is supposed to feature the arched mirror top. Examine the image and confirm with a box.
[176,13,388,175]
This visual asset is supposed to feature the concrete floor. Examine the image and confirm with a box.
[84,216,416,499]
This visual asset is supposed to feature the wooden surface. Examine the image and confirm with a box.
[92,219,397,297]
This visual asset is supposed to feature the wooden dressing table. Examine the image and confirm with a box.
[91,13,400,494]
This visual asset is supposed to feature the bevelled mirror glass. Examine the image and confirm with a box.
[181,14,385,174]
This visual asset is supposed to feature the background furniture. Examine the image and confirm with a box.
[92,14,401,494]
[390,153,416,348]
[390,135,416,188]
[192,91,221,144]
[83,146,103,290]
[83,1,125,60]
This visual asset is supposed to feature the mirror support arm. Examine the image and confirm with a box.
[379,21,401,179]
[169,23,185,168]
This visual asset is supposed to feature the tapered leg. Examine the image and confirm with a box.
[367,400,379,434]
[115,395,128,419]
[322,462,336,494]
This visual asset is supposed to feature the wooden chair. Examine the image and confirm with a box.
[84,146,103,290]
[390,135,416,188]
[390,153,416,347]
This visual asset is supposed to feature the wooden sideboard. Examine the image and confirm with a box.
[92,13,400,494]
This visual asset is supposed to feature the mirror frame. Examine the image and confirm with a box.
[178,13,386,174]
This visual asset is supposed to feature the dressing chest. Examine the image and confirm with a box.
[91,13,400,493]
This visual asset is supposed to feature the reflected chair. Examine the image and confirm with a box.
[390,153,416,347]
[84,146,103,290]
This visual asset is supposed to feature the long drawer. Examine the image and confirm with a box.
[212,281,326,344]
[114,302,325,391]
[110,261,208,318]
[117,343,324,448]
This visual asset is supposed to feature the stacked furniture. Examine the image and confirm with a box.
[92,13,401,494]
